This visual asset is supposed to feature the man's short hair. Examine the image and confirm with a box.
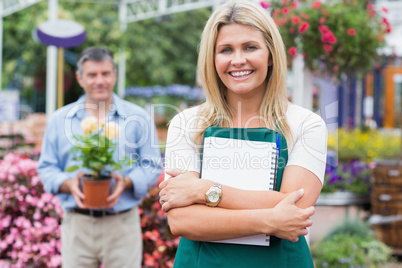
[76,47,116,76]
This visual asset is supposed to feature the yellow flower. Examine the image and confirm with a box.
[104,121,119,139]
[81,116,98,137]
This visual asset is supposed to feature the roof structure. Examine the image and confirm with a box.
[1,0,44,18]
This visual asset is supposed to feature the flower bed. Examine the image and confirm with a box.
[140,172,179,268]
[0,154,63,267]
[0,154,178,267]
[328,128,400,163]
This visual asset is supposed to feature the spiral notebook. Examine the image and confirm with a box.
[200,127,280,246]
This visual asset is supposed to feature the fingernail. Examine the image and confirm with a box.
[299,188,304,194]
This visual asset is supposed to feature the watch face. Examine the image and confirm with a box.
[208,191,219,202]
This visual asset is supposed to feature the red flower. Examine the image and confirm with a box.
[290,27,295,34]
[260,1,270,9]
[291,2,298,8]
[282,7,290,15]
[333,66,339,72]
[323,33,337,44]
[319,25,337,44]
[299,21,310,33]
[300,13,311,19]
[288,46,297,58]
[320,8,329,16]
[272,10,280,17]
[381,17,390,25]
[319,17,326,24]
[367,10,376,17]
[291,15,301,24]
[144,253,156,267]
[381,7,388,13]
[311,1,321,8]
[347,28,356,36]
[323,44,333,53]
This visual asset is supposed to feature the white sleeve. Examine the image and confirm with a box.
[287,109,328,185]
[164,108,201,180]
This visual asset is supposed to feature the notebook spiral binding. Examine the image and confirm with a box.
[269,147,280,191]
[266,147,280,243]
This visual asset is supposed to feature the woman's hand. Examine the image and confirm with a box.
[159,169,210,212]
[266,189,315,242]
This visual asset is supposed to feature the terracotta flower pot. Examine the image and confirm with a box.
[80,174,112,209]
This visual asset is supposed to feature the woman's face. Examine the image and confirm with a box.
[214,23,270,99]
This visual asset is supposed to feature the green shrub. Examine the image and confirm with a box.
[311,221,394,268]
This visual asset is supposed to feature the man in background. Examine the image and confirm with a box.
[38,47,162,268]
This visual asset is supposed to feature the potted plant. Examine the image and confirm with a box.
[65,116,133,208]
[317,160,372,207]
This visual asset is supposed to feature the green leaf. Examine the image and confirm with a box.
[127,159,136,166]
[65,165,79,172]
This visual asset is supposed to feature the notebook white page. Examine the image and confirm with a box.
[201,136,278,246]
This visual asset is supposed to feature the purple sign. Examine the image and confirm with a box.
[36,19,86,48]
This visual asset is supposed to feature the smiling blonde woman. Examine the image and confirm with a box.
[160,0,328,267]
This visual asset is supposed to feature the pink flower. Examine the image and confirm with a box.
[288,47,297,58]
[290,27,295,34]
[381,17,390,26]
[299,21,310,33]
[381,7,388,13]
[311,1,321,8]
[323,44,333,53]
[0,240,8,251]
[333,66,339,72]
[282,7,290,15]
[260,1,270,9]
[347,28,356,36]
[144,253,156,266]
[1,215,11,229]
[49,255,62,268]
[320,26,337,44]
[319,17,326,24]
[300,13,310,20]
[291,15,300,24]
[13,240,23,249]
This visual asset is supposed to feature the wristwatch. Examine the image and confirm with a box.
[205,182,222,207]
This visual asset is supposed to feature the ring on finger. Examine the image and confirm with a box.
[160,196,165,204]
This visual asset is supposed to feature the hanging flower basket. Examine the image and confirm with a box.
[268,0,390,77]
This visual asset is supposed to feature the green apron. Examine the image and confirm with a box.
[173,127,314,268]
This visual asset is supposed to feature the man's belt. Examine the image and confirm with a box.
[70,208,131,218]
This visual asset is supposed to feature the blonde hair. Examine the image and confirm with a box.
[195,0,292,146]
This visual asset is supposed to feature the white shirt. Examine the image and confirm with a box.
[164,103,327,184]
